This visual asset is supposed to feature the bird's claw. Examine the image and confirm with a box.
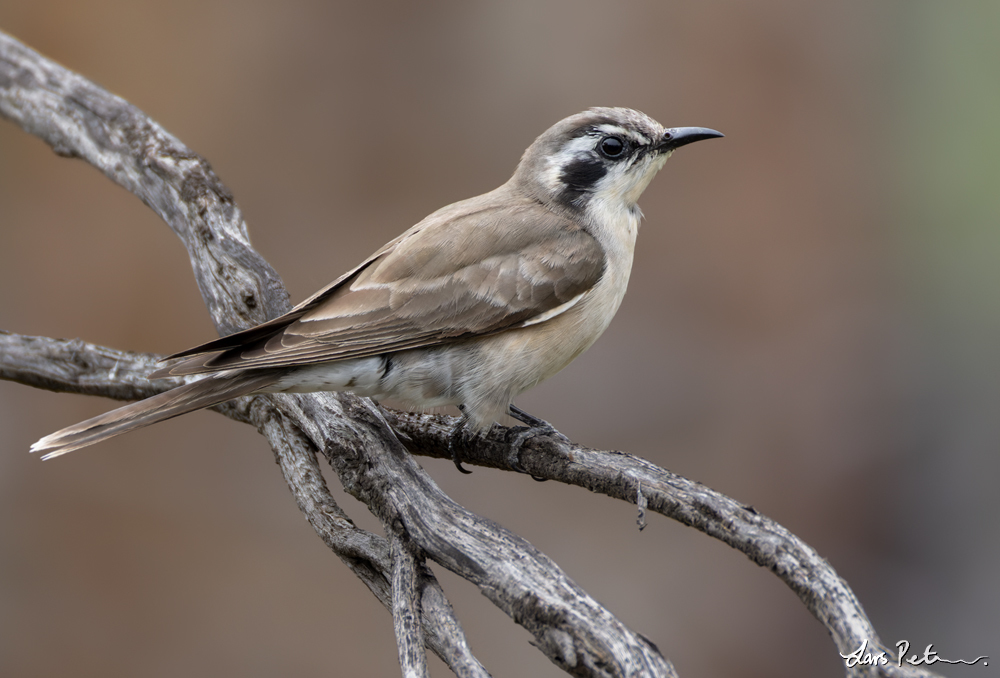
[505,405,566,480]
[448,424,474,474]
[449,405,564,478]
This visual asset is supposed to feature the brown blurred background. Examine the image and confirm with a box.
[2,2,998,676]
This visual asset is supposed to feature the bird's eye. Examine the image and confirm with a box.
[598,136,626,159]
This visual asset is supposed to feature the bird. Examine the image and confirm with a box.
[31,107,722,469]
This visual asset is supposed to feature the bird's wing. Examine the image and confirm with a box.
[154,199,605,376]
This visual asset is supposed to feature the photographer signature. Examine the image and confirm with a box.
[841,639,988,668]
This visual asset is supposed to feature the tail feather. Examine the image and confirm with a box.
[31,372,279,459]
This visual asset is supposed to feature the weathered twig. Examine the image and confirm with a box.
[0,30,946,678]
[0,331,175,399]
[391,533,431,678]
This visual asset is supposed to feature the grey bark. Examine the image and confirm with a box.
[391,533,431,678]
[0,30,946,678]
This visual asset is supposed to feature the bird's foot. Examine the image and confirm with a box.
[448,407,475,474]
[505,405,568,479]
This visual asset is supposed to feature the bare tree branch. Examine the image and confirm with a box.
[0,328,496,673]
[0,331,175,399]
[256,407,492,676]
[385,411,945,678]
[278,392,675,676]
[1,30,672,677]
[0,30,947,678]
[0,30,487,676]
[391,533,431,678]
[414,564,492,678]
[1,330,943,677]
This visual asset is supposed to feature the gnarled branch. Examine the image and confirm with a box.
[0,30,943,678]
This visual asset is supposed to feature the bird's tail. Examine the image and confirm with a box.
[31,371,278,460]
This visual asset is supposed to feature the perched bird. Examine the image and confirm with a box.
[32,107,722,468]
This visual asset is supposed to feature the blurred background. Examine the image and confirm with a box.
[1,2,997,676]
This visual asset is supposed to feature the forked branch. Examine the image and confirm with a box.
[0,30,942,678]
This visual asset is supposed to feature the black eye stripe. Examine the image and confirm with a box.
[561,157,607,190]
[558,156,608,207]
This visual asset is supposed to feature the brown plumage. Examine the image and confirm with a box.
[32,107,722,459]
[155,198,604,375]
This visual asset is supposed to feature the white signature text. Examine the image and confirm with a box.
[840,639,988,668]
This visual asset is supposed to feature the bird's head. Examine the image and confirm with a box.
[513,107,722,214]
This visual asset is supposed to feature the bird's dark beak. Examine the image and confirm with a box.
[657,127,724,152]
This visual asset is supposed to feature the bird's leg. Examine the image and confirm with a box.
[448,405,475,474]
[505,404,569,478]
